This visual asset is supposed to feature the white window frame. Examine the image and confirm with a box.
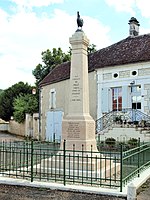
[49,88,56,109]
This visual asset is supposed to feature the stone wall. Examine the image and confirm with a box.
[8,113,39,140]
[8,120,25,137]
[0,123,9,131]
[33,113,39,140]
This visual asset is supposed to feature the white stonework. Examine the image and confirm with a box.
[119,70,130,78]
[103,73,112,80]
[62,30,97,151]
[138,68,150,76]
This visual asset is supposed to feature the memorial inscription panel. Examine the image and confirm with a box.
[67,122,80,139]
[71,75,81,102]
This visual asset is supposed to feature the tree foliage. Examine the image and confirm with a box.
[105,137,116,147]
[87,44,97,54]
[13,94,38,123]
[32,48,71,85]
[0,82,34,121]
[128,138,138,147]
[0,89,3,95]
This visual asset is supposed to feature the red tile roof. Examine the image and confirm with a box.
[40,34,150,87]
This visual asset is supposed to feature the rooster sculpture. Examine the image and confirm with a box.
[77,11,83,29]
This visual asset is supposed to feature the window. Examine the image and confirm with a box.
[132,71,137,76]
[131,85,141,93]
[112,87,122,111]
[131,85,141,110]
[50,89,56,109]
[113,73,118,78]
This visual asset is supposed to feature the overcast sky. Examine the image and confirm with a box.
[1,0,150,89]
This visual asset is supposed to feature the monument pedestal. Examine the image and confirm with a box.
[62,115,97,151]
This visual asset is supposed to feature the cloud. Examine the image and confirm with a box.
[0,6,111,89]
[105,0,135,15]
[105,0,150,19]
[9,0,64,8]
[83,16,111,49]
[0,55,34,89]
[135,0,150,18]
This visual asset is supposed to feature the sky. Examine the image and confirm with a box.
[1,0,150,89]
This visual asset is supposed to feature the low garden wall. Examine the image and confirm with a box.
[0,123,9,132]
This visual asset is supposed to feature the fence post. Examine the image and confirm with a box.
[63,140,66,186]
[120,144,123,192]
[98,134,100,150]
[127,182,136,200]
[138,137,140,177]
[31,140,34,182]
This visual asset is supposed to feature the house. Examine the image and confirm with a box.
[39,17,150,141]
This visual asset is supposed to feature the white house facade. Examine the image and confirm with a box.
[97,61,150,119]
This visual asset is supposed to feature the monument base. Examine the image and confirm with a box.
[61,115,98,151]
[33,153,120,183]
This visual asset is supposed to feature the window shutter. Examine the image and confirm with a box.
[122,86,128,109]
[101,87,109,113]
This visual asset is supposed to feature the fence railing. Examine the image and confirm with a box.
[0,140,150,192]
[96,108,150,134]
[122,142,150,187]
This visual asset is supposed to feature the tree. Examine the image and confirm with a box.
[68,43,97,55]
[32,48,71,85]
[87,44,97,54]
[0,82,34,121]
[13,94,38,123]
[0,89,3,95]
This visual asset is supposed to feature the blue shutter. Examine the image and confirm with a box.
[122,86,128,109]
[101,87,109,113]
[46,111,62,142]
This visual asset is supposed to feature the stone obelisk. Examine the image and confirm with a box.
[39,13,118,180]
[62,12,98,151]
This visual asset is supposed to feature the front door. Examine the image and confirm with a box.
[46,111,63,142]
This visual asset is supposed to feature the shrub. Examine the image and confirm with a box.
[105,137,116,147]
[128,138,138,147]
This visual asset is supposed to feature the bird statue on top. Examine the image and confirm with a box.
[77,11,83,31]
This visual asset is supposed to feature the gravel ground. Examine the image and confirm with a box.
[0,180,150,200]
[0,184,126,200]
[137,178,150,200]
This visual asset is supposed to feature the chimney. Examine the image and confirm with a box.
[128,17,140,36]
